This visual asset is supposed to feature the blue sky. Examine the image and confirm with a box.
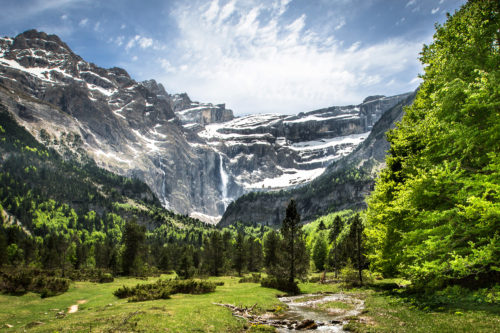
[0,0,466,115]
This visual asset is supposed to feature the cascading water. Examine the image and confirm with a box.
[219,154,230,211]
[157,155,170,209]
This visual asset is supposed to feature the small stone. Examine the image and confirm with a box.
[5,324,13,328]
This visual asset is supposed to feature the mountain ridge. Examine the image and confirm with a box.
[0,29,413,223]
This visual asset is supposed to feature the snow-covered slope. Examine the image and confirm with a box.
[178,93,412,191]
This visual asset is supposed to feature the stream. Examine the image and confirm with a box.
[216,293,364,332]
[273,293,364,332]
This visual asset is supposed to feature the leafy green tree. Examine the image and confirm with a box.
[263,230,280,272]
[366,0,500,289]
[312,237,327,271]
[246,236,263,272]
[328,215,343,277]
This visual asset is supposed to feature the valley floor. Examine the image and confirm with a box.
[0,275,498,332]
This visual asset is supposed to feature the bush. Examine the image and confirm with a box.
[340,265,373,286]
[114,279,217,302]
[99,273,114,283]
[261,277,300,294]
[65,268,115,283]
[239,273,261,283]
[0,268,70,297]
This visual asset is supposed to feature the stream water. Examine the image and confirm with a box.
[273,293,364,332]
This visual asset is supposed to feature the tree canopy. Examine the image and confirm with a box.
[366,0,500,290]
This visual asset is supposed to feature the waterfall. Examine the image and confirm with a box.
[158,155,170,209]
[219,154,230,210]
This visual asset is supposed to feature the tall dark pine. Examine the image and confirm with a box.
[349,214,364,284]
[280,199,308,286]
[122,220,146,276]
[233,233,246,276]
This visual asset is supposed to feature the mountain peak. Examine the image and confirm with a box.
[12,29,74,55]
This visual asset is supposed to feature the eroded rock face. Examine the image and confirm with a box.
[0,29,413,223]
[0,30,229,220]
[182,93,412,193]
[218,92,417,227]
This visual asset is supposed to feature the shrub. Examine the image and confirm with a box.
[340,265,373,286]
[0,268,70,297]
[99,273,114,283]
[65,268,115,283]
[261,277,299,294]
[114,279,217,302]
[239,273,261,283]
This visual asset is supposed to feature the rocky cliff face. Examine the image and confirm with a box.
[179,92,412,193]
[0,30,227,221]
[0,30,413,224]
[218,91,417,227]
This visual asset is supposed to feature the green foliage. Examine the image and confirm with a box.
[366,0,500,290]
[260,276,300,294]
[0,267,70,297]
[262,200,309,294]
[239,273,261,283]
[113,279,217,302]
[312,236,327,271]
[122,220,146,276]
[263,229,281,272]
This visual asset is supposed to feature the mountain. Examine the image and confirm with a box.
[0,29,412,223]
[218,91,417,227]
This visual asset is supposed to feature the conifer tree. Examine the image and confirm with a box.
[279,200,309,290]
[233,232,246,276]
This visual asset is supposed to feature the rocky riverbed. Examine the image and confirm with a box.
[216,292,365,331]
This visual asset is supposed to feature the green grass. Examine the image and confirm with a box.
[345,291,500,333]
[1,276,499,332]
[0,275,282,332]
[317,300,354,311]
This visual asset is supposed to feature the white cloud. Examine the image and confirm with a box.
[125,35,160,50]
[334,17,346,30]
[431,7,440,14]
[153,0,423,115]
[94,21,101,32]
[61,14,68,20]
[111,35,125,46]
[406,0,417,7]
[79,18,88,27]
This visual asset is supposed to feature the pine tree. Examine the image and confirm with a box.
[349,214,364,284]
[279,199,309,291]
[233,232,246,276]
[122,220,146,276]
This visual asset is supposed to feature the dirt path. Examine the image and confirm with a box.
[68,300,87,314]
